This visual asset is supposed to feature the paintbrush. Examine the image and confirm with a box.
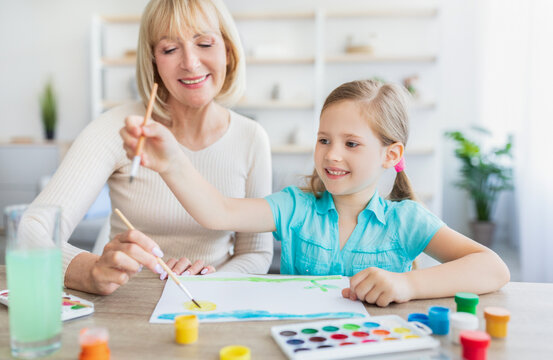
[113,208,201,308]
[129,82,158,183]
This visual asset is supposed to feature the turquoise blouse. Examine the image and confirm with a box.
[265,186,444,276]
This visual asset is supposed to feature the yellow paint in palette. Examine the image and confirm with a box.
[184,300,217,312]
[271,315,439,359]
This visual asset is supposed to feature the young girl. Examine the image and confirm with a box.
[120,79,510,307]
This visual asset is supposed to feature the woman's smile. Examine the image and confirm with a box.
[178,74,210,89]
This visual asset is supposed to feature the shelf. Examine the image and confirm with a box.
[246,57,315,65]
[271,145,313,154]
[233,11,315,20]
[99,15,141,23]
[234,100,313,110]
[270,146,433,156]
[101,57,136,67]
[326,8,438,18]
[326,54,437,63]
[96,8,437,23]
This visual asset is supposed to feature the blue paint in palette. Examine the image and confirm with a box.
[158,310,366,321]
[271,315,440,359]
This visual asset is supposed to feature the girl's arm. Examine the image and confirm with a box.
[122,116,276,234]
[406,226,510,298]
[345,226,510,306]
[217,124,273,273]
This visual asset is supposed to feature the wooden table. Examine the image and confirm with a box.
[1,266,552,359]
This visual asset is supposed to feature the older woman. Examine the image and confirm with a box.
[31,0,273,295]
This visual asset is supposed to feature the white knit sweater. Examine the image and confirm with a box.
[31,102,274,276]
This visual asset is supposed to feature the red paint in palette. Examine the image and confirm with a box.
[330,334,348,340]
[352,331,369,337]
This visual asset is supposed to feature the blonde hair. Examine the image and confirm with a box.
[136,0,246,120]
[306,79,417,202]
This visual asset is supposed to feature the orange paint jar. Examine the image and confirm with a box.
[79,327,110,360]
[484,307,510,338]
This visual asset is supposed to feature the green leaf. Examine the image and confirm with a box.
[444,127,513,221]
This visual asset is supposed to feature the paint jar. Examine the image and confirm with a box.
[79,327,110,360]
[484,307,510,338]
[460,330,490,360]
[407,313,430,327]
[455,292,479,314]
[220,345,251,360]
[449,312,479,345]
[428,306,450,335]
[175,314,199,344]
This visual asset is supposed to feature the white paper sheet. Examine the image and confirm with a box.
[149,272,369,323]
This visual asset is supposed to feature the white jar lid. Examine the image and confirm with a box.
[450,312,479,329]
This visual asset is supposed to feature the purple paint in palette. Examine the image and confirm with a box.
[271,315,439,360]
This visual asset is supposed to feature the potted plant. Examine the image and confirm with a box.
[445,127,513,247]
[40,80,57,140]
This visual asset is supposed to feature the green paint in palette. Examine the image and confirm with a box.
[271,315,440,359]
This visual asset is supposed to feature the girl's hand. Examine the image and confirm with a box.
[342,267,415,307]
[162,257,216,279]
[120,115,181,174]
[91,229,165,295]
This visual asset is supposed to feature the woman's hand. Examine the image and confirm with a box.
[341,267,415,307]
[90,229,165,294]
[162,257,216,279]
[120,115,182,175]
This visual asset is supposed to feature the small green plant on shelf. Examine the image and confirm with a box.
[445,127,513,222]
[40,80,57,140]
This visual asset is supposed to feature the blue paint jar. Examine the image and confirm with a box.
[407,313,430,327]
[428,306,450,335]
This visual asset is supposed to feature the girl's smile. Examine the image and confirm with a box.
[325,166,351,179]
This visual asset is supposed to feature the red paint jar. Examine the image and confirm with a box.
[460,330,491,360]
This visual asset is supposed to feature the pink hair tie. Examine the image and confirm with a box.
[394,157,405,172]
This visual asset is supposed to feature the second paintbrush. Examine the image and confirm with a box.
[113,208,201,309]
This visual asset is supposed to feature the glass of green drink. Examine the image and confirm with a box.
[5,204,62,359]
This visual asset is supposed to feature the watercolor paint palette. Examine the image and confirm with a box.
[0,290,94,321]
[271,315,439,360]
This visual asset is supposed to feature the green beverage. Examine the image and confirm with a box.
[5,204,62,359]
[6,249,62,357]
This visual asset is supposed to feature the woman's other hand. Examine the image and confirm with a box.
[162,257,216,279]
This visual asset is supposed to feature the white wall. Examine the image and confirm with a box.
[0,0,507,243]
[0,0,149,141]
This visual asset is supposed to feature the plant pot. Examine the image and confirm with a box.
[470,221,496,247]
[45,129,55,140]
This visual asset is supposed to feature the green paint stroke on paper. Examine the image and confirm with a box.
[177,275,343,283]
[304,280,340,292]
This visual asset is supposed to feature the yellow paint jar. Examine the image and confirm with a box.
[484,306,510,338]
[220,345,251,360]
[175,314,199,344]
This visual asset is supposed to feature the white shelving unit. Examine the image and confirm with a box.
[89,5,442,214]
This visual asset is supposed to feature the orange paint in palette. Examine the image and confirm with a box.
[271,315,439,359]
